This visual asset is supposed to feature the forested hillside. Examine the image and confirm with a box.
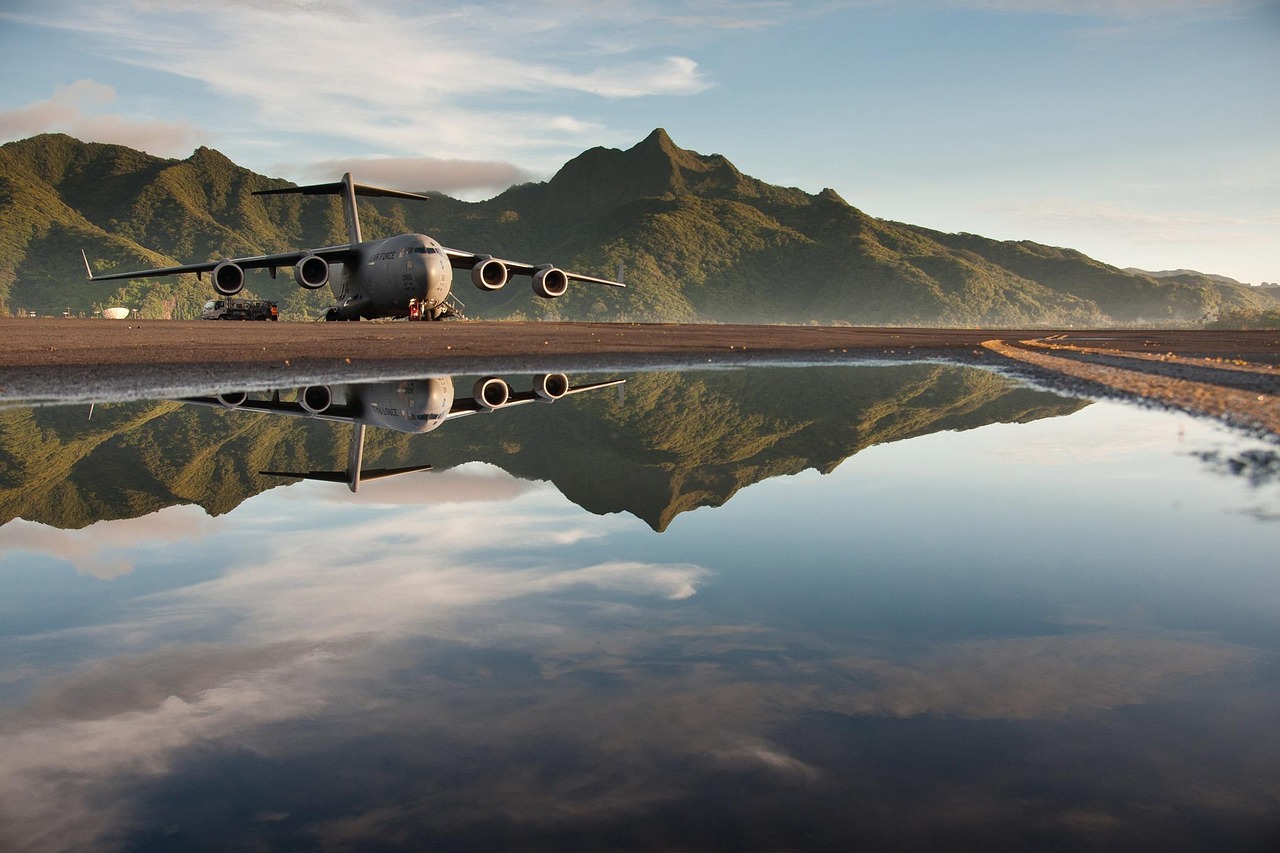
[1,130,1270,324]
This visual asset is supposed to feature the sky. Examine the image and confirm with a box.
[0,0,1276,283]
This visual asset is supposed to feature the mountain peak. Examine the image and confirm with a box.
[625,127,716,178]
[546,128,755,209]
[633,127,678,154]
[2,132,160,191]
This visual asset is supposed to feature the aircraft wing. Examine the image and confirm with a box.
[177,395,363,425]
[81,245,356,282]
[441,248,625,288]
[444,377,626,419]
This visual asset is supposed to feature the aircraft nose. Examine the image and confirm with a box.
[424,255,443,288]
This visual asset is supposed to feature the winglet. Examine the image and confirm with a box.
[80,249,95,281]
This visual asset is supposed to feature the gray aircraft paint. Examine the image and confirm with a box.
[82,173,623,321]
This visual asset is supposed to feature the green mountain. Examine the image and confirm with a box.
[0,129,1269,323]
[0,366,1085,532]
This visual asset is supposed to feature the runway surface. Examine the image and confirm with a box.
[4,319,1278,367]
[2,319,1277,435]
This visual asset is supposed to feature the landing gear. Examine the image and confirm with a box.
[434,296,466,320]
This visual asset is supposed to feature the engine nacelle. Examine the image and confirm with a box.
[472,376,511,410]
[532,266,569,299]
[533,373,570,401]
[300,385,333,414]
[212,261,245,296]
[294,254,329,290]
[471,257,509,291]
[216,391,248,409]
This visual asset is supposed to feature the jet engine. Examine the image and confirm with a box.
[300,385,333,414]
[533,373,570,401]
[532,266,569,299]
[472,376,511,410]
[212,261,245,296]
[294,254,330,289]
[471,257,508,291]
[216,391,248,408]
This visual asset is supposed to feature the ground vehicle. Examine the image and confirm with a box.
[201,299,279,321]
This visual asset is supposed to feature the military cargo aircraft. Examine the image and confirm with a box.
[181,373,625,491]
[82,173,624,321]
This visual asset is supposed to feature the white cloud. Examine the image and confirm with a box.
[714,741,821,778]
[318,465,540,506]
[0,505,215,580]
[0,79,199,155]
[5,0,715,172]
[0,486,712,849]
[997,198,1280,246]
[300,156,538,196]
[943,0,1259,15]
[0,468,1263,850]
[0,646,340,852]
[171,530,709,643]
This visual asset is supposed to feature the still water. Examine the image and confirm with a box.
[1,364,1277,851]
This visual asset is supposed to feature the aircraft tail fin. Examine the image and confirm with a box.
[253,173,429,247]
[261,423,432,492]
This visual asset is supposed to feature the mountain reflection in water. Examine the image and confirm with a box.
[0,365,1081,531]
[0,364,1277,852]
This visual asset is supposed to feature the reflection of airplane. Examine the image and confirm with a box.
[81,173,624,321]
[180,373,625,491]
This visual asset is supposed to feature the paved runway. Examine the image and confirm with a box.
[4,319,1278,369]
[2,320,1276,436]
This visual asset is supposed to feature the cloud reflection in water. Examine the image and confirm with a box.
[1,394,1278,850]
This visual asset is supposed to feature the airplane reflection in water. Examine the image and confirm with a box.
[179,374,625,492]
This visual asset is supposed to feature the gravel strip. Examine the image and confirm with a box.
[982,339,1280,438]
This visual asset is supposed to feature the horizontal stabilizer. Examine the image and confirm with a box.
[262,464,433,493]
[361,464,435,482]
[261,469,348,484]
[253,172,425,245]
[254,180,430,202]
[261,465,434,482]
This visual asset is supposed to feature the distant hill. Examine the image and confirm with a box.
[0,130,1271,324]
[1123,268,1243,286]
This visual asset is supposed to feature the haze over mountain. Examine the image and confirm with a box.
[0,130,1270,325]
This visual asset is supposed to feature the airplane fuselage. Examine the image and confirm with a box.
[192,372,623,491]
[82,173,623,321]
[358,377,456,433]
[327,234,455,321]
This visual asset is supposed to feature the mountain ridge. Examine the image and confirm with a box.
[0,130,1270,324]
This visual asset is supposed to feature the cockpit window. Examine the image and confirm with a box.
[413,247,435,254]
